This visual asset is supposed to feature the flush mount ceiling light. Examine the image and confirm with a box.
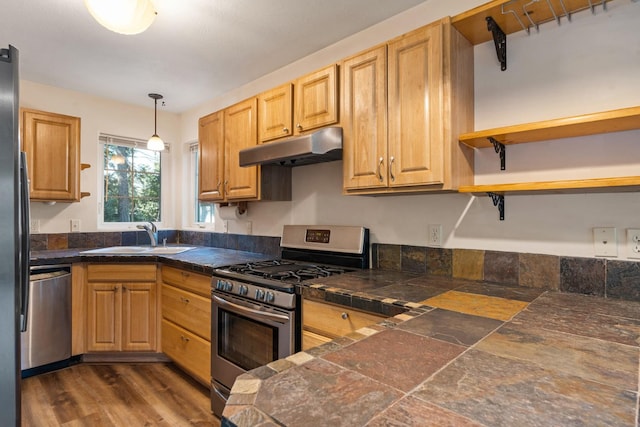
[84,0,157,35]
[147,93,165,151]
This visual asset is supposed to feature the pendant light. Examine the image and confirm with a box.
[84,0,157,35]
[147,93,165,151]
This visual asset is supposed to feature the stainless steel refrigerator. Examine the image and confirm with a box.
[0,44,30,427]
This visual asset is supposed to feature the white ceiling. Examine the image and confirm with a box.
[0,0,428,113]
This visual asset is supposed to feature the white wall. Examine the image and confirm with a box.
[26,0,640,261]
[22,81,182,233]
[180,0,640,259]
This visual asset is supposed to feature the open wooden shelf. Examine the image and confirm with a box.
[459,106,640,148]
[81,163,91,170]
[452,0,613,45]
[459,176,640,196]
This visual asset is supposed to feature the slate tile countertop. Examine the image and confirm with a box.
[30,246,273,274]
[223,272,640,427]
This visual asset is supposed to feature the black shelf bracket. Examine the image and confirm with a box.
[486,16,507,71]
[488,137,506,170]
[488,192,505,221]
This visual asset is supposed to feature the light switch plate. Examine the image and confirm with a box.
[593,227,617,257]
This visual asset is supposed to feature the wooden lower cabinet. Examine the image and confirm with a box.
[160,266,211,386]
[302,299,385,351]
[85,264,158,353]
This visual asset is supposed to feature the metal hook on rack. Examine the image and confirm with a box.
[501,1,529,34]
[557,0,572,22]
[522,0,541,32]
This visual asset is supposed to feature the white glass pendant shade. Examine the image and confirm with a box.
[147,134,165,151]
[84,0,157,35]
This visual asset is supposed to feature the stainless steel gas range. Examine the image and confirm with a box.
[210,225,369,417]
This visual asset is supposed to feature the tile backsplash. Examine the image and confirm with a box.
[30,231,640,302]
[372,243,640,303]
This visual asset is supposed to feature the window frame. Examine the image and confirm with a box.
[188,142,215,228]
[98,134,168,230]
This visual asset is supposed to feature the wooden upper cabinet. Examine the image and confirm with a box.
[342,18,474,195]
[198,111,225,201]
[387,22,444,187]
[258,83,293,143]
[294,64,339,134]
[342,45,388,190]
[21,108,81,202]
[224,98,259,200]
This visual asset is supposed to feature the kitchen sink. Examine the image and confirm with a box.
[80,246,196,255]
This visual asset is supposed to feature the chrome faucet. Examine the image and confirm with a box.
[136,222,158,247]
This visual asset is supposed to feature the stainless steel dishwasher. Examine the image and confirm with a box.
[21,264,72,375]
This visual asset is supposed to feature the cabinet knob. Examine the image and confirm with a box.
[180,297,190,304]
[341,312,349,320]
[296,123,302,130]
[180,335,190,342]
[283,127,289,133]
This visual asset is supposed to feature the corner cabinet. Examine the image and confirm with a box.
[21,108,85,202]
[85,264,158,353]
[198,99,292,202]
[342,18,474,195]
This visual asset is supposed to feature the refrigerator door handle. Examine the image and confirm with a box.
[19,151,30,332]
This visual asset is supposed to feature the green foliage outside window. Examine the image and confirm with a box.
[103,144,161,222]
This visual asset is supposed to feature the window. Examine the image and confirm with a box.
[190,143,215,224]
[101,135,162,223]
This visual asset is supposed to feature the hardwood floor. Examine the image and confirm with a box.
[21,363,220,427]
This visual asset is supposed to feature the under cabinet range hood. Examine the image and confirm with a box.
[239,127,342,167]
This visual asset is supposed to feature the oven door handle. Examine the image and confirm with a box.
[213,295,290,324]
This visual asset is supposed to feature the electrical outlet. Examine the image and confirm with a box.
[593,227,617,257]
[428,224,442,246]
[246,221,252,235]
[627,229,640,259]
[30,219,40,233]
[223,220,229,233]
[70,219,80,232]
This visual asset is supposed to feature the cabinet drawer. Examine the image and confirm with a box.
[303,299,385,339]
[162,319,210,387]
[161,266,211,298]
[87,264,156,282]
[161,284,210,340]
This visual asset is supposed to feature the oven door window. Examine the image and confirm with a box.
[218,308,278,371]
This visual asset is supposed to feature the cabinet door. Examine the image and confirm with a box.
[198,111,225,201]
[21,109,81,202]
[388,23,444,187]
[294,64,338,133]
[258,83,293,142]
[342,46,388,190]
[224,98,259,200]
[86,283,121,352]
[122,282,157,351]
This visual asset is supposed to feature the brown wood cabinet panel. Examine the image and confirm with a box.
[122,282,157,352]
[294,64,338,133]
[224,98,259,200]
[258,83,293,142]
[161,319,211,387]
[302,299,385,347]
[87,263,156,282]
[198,111,225,201]
[21,108,81,202]
[161,284,210,341]
[86,283,121,352]
[71,264,87,356]
[342,45,388,190]
[161,266,211,298]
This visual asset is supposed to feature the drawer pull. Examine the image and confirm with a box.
[180,297,190,304]
[180,335,190,342]
[341,312,349,320]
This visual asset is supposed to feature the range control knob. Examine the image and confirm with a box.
[256,289,265,300]
[239,285,249,296]
[216,279,224,290]
[225,282,233,292]
[265,291,275,303]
